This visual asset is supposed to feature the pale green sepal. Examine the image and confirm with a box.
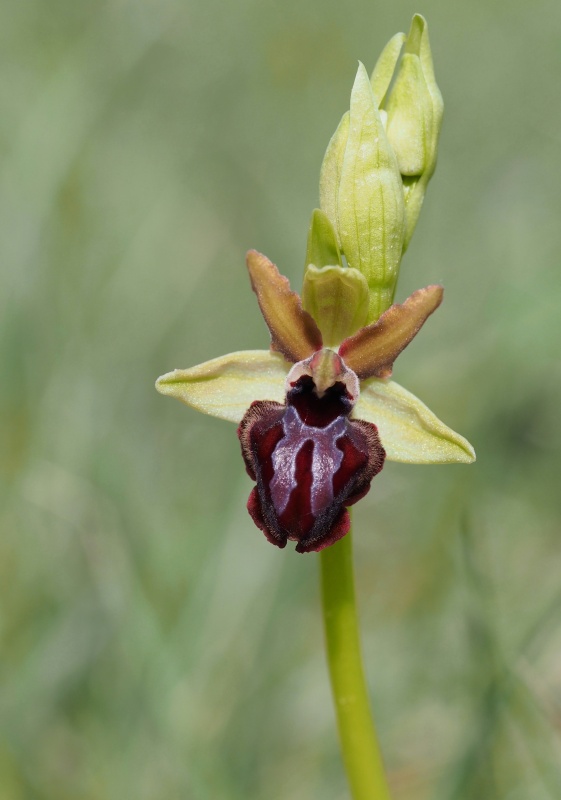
[370,32,406,106]
[305,209,342,271]
[385,53,431,177]
[404,14,443,179]
[409,13,443,167]
[155,350,289,424]
[302,264,369,347]
[398,15,444,251]
[354,377,476,464]
[337,63,406,324]
[319,111,350,250]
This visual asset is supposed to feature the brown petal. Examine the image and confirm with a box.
[247,250,323,363]
[338,285,443,379]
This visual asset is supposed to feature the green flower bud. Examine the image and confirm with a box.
[383,14,443,250]
[320,63,406,323]
[385,52,431,177]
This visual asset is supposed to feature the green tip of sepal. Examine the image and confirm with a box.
[404,13,425,56]
[302,264,369,347]
[371,31,406,107]
[305,209,342,272]
[408,15,442,107]
[403,13,443,175]
[355,378,476,464]
[383,14,443,248]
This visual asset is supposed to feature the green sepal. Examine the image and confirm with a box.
[319,111,350,250]
[409,14,443,133]
[354,377,475,464]
[370,31,406,106]
[302,264,370,347]
[155,350,289,424]
[337,63,406,323]
[389,14,444,251]
[403,13,443,178]
[305,208,342,271]
[385,52,431,177]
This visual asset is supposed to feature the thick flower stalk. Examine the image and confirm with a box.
[156,14,474,799]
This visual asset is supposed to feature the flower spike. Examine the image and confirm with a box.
[338,284,443,379]
[246,250,323,363]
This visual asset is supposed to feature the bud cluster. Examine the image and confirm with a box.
[303,15,443,328]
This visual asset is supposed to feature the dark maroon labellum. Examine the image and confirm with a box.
[238,373,385,553]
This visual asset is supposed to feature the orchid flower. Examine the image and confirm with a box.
[156,249,474,553]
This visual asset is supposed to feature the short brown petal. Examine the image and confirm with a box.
[247,250,323,363]
[338,284,443,379]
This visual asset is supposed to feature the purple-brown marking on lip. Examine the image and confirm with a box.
[238,356,385,553]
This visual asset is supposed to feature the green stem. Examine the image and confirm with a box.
[320,526,392,800]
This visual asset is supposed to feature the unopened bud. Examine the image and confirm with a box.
[384,14,443,249]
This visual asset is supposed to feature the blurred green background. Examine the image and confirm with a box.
[1,0,561,798]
